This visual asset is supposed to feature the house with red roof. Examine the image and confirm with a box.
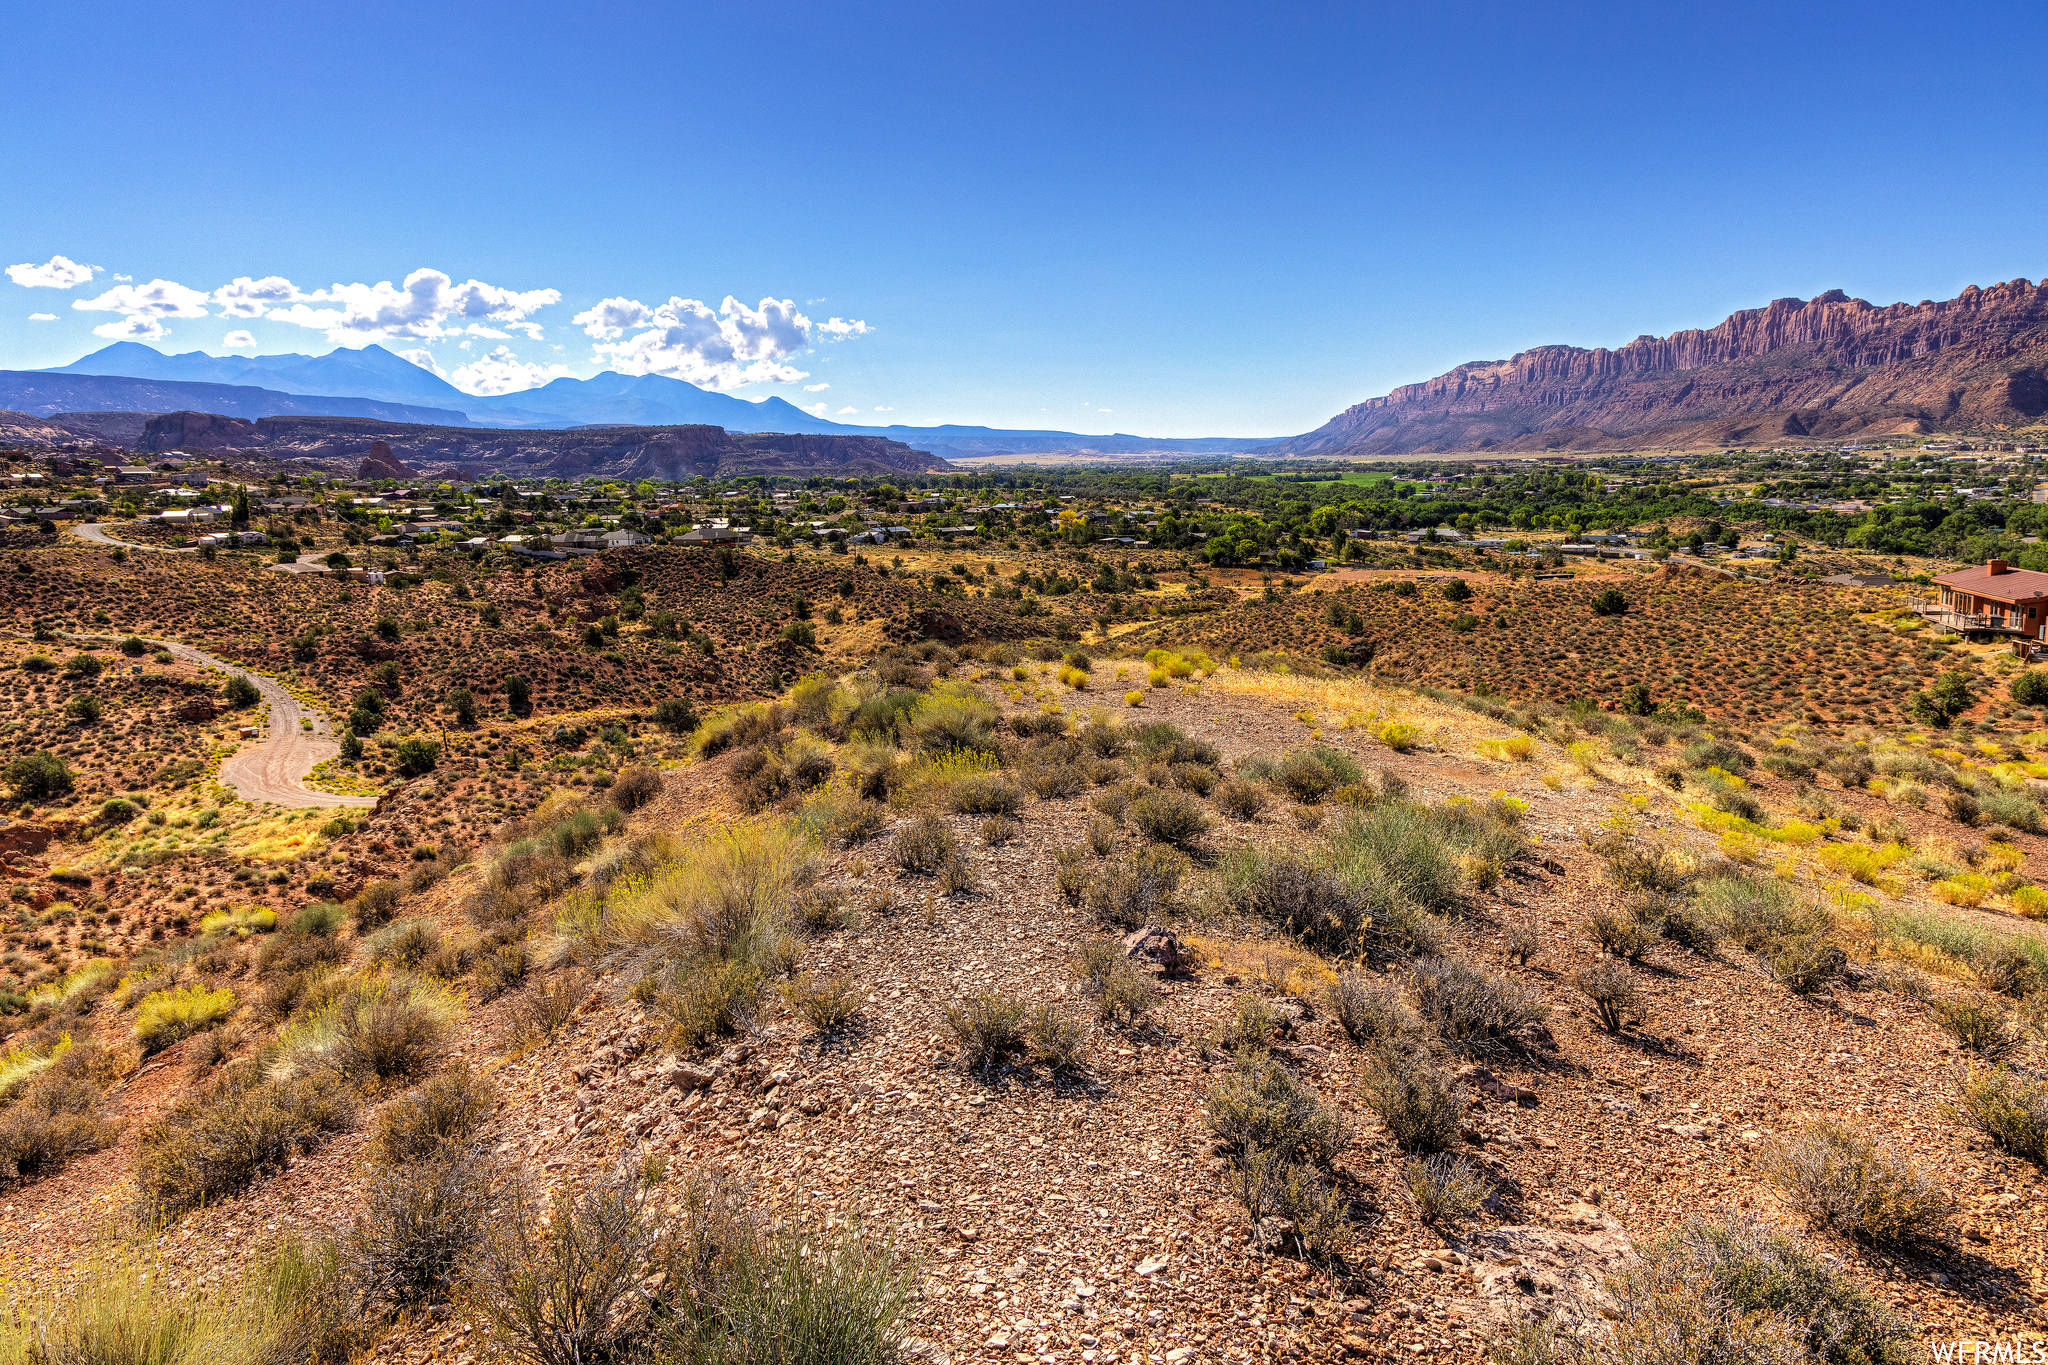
[1918,559,2048,639]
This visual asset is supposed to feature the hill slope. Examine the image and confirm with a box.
[0,370,470,427]
[1274,277,2048,455]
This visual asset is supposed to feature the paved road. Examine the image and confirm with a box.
[69,634,377,810]
[73,523,195,553]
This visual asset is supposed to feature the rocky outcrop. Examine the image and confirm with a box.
[1275,278,2048,455]
[136,410,267,453]
[355,440,416,480]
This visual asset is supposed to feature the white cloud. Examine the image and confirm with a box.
[572,294,867,390]
[805,401,828,415]
[802,382,830,392]
[212,275,300,318]
[90,315,168,341]
[6,255,97,289]
[445,345,574,396]
[255,268,560,344]
[872,406,894,412]
[72,278,211,339]
[836,406,859,414]
[221,330,257,349]
[396,348,446,377]
[27,313,56,322]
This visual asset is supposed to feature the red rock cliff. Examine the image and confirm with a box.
[1275,278,2048,455]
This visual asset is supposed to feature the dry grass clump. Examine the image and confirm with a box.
[784,972,866,1034]
[1076,941,1155,1024]
[1573,958,1643,1034]
[1402,1152,1489,1229]
[464,1170,911,1365]
[133,983,237,1052]
[0,1064,118,1180]
[1927,995,2022,1060]
[1760,1122,1953,1245]
[1269,746,1362,805]
[136,1060,360,1218]
[345,1152,500,1314]
[1604,1216,1912,1365]
[1948,1068,2048,1165]
[1584,907,1656,963]
[891,813,957,875]
[1027,1004,1090,1076]
[1215,778,1269,821]
[951,774,1023,816]
[1083,845,1184,928]
[945,992,1030,1075]
[366,1063,496,1166]
[1328,970,1421,1048]
[270,974,461,1085]
[1409,955,1548,1051]
[1204,1053,1349,1165]
[1360,1048,1463,1154]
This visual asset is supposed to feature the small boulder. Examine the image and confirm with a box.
[1121,925,1187,974]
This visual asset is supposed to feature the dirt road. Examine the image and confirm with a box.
[71,635,377,810]
[72,523,195,553]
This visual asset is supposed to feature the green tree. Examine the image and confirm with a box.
[1441,577,1472,603]
[448,687,477,726]
[1591,589,1627,616]
[62,653,102,678]
[1619,681,1654,715]
[1909,670,1973,728]
[339,731,364,761]
[652,697,697,733]
[65,694,102,725]
[505,675,532,712]
[231,487,251,525]
[224,675,260,709]
[394,738,440,778]
[118,636,147,656]
[6,751,73,801]
[2011,670,2048,708]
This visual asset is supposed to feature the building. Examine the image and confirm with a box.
[677,521,751,545]
[602,529,651,549]
[1914,559,2048,638]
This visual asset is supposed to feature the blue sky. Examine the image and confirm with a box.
[4,0,2045,437]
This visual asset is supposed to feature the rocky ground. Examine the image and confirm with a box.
[5,662,2047,1362]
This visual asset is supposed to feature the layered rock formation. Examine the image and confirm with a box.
[355,440,416,481]
[1275,278,2048,456]
[137,413,951,480]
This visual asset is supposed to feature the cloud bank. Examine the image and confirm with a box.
[571,294,868,390]
[9,257,871,397]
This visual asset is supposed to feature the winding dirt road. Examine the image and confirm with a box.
[71,635,377,809]
[73,523,195,553]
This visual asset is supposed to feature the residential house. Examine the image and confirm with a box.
[1915,559,2048,638]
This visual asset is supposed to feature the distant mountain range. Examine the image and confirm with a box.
[22,342,1271,462]
[1275,278,2048,456]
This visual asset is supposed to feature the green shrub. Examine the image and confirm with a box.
[1607,1216,1912,1365]
[1409,955,1548,1051]
[6,749,73,800]
[945,992,1029,1075]
[1360,1049,1462,1153]
[287,901,347,937]
[1226,1146,1350,1260]
[1075,941,1154,1024]
[271,975,461,1085]
[1401,1152,1489,1229]
[394,737,440,778]
[1083,845,1184,928]
[891,814,957,875]
[1949,1068,2048,1165]
[1215,778,1269,821]
[659,959,768,1052]
[1326,800,1466,918]
[1027,1004,1090,1075]
[367,1063,495,1165]
[1270,746,1363,804]
[1128,787,1208,846]
[345,1152,499,1313]
[1204,1054,1348,1164]
[136,1062,359,1217]
[225,674,260,708]
[134,984,237,1052]
[1760,1122,1952,1245]
[350,879,405,930]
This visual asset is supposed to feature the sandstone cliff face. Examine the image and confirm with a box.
[136,410,267,453]
[1277,278,2048,455]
